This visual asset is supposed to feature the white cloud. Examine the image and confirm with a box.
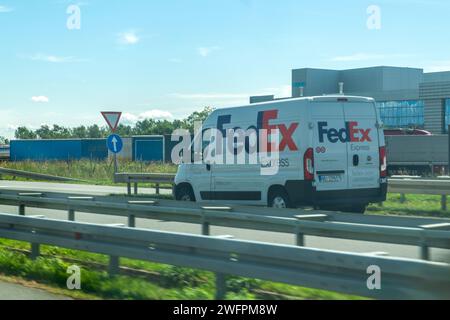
[169,58,182,63]
[122,110,174,124]
[27,53,86,63]
[0,5,13,13]
[171,85,291,101]
[117,30,140,45]
[330,53,411,62]
[424,61,450,73]
[31,96,49,103]
[171,93,250,100]
[197,46,220,57]
[261,85,292,98]
[170,85,292,107]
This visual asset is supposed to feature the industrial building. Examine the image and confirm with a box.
[251,66,450,134]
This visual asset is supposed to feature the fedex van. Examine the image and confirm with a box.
[173,96,388,213]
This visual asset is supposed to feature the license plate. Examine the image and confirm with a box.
[319,175,342,183]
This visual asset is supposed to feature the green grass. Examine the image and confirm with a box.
[0,239,363,300]
[367,193,450,218]
[0,160,177,185]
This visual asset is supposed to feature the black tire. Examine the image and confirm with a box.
[339,204,367,214]
[175,185,196,202]
[349,204,368,214]
[268,188,292,209]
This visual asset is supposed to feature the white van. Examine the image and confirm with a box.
[173,96,387,213]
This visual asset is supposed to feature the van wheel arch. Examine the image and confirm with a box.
[174,183,196,202]
[267,185,293,208]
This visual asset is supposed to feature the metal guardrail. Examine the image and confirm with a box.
[1,189,450,261]
[113,173,450,210]
[0,167,86,183]
[389,178,450,210]
[1,213,449,299]
[114,173,175,195]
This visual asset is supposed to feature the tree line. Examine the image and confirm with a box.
[10,107,214,141]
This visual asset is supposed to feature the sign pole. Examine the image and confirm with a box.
[101,111,123,179]
[448,125,450,175]
[114,152,118,174]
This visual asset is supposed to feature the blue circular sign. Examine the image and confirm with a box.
[107,134,123,154]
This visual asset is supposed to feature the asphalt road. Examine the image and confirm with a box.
[0,280,70,300]
[1,180,450,264]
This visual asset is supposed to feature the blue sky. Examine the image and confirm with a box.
[1,0,450,138]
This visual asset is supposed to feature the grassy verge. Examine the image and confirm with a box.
[0,160,177,186]
[0,238,363,300]
[367,193,450,218]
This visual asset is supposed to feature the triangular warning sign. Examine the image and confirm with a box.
[101,112,122,132]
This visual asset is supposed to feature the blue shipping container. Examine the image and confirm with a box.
[133,136,164,162]
[81,139,108,160]
[10,139,107,161]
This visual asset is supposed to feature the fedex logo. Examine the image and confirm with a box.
[258,110,299,151]
[217,109,299,152]
[318,121,372,144]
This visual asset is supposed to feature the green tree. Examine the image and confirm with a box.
[87,124,107,138]
[71,126,89,139]
[0,136,9,145]
[183,106,215,132]
[15,127,38,139]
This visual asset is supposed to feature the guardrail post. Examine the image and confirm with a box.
[30,243,40,260]
[68,209,75,221]
[134,183,138,195]
[215,273,227,300]
[19,204,25,216]
[109,256,120,275]
[127,182,131,196]
[421,244,430,261]
[156,183,160,195]
[400,193,406,203]
[200,210,227,299]
[296,232,305,246]
[441,195,447,211]
[202,219,210,236]
[128,215,136,228]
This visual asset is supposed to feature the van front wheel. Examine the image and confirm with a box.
[269,189,292,209]
[175,185,196,202]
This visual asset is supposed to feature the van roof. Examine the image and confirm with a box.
[212,95,375,113]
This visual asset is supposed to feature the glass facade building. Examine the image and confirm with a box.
[445,99,450,133]
[376,100,425,128]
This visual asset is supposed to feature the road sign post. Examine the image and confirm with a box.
[107,134,123,174]
[102,112,122,175]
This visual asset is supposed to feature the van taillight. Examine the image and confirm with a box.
[303,148,314,181]
[379,146,387,177]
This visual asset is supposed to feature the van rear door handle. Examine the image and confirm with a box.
[353,155,359,167]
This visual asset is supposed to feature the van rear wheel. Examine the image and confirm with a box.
[269,189,292,209]
[339,204,367,214]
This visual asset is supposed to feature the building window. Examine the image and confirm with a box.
[376,100,424,128]
[445,99,450,133]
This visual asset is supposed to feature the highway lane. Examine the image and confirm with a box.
[0,180,164,196]
[1,181,450,263]
[0,280,71,300]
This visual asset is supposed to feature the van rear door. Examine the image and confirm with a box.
[311,101,348,191]
[342,101,380,189]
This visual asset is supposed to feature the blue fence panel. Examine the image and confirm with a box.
[81,139,108,160]
[133,136,164,162]
[10,140,82,161]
